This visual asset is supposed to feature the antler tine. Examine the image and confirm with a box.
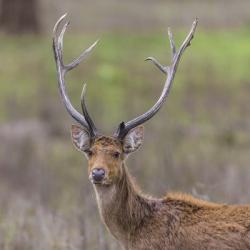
[81,84,98,137]
[168,28,176,59]
[53,14,98,138]
[67,40,99,72]
[115,19,198,139]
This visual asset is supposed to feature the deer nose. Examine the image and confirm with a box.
[92,168,105,182]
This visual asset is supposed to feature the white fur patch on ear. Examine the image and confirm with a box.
[123,126,144,154]
[71,125,90,152]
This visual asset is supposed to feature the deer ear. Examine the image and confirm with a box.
[71,125,91,152]
[123,126,144,154]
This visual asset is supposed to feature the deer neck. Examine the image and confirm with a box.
[93,163,154,244]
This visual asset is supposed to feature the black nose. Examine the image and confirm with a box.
[92,168,105,182]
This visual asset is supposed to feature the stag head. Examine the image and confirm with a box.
[71,125,143,185]
[53,14,197,186]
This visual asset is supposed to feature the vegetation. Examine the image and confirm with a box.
[1,28,250,249]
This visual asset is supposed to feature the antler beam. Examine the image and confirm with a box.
[115,19,198,139]
[53,13,98,138]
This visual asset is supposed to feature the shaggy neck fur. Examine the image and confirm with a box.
[93,163,250,250]
[93,163,157,247]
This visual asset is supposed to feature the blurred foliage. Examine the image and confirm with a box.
[0,26,250,249]
[1,29,250,122]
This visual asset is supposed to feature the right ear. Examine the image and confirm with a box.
[71,125,91,152]
[123,125,144,154]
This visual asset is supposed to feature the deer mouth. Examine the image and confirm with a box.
[89,176,112,186]
[92,180,103,185]
[93,181,112,187]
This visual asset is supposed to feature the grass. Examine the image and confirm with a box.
[1,28,250,249]
[1,29,250,119]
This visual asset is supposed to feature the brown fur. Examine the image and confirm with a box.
[57,15,250,249]
[81,135,250,249]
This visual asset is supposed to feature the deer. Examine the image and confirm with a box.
[53,14,250,250]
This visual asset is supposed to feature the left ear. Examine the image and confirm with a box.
[71,124,91,152]
[123,126,144,154]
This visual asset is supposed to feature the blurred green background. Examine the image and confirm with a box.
[1,0,250,249]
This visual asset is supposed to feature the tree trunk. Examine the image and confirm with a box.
[0,0,40,34]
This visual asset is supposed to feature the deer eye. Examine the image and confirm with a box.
[112,151,120,159]
[85,149,93,157]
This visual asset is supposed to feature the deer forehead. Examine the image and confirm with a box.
[89,137,123,167]
[92,136,122,152]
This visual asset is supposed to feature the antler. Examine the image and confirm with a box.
[53,14,98,138]
[115,19,198,139]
